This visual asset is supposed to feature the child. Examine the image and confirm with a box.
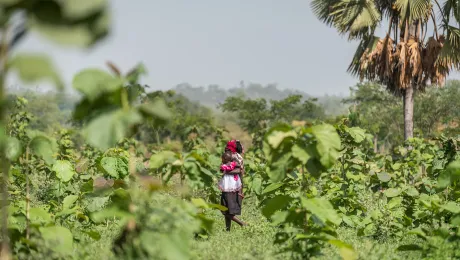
[220,150,240,180]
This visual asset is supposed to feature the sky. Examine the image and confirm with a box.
[9,0,460,96]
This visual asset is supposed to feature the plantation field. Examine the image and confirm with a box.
[2,1,460,259]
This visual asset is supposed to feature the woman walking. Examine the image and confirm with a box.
[218,139,247,231]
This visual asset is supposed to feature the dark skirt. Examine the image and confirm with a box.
[220,192,242,215]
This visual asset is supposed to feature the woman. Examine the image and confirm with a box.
[218,139,247,231]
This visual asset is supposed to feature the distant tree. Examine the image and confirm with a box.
[312,0,460,140]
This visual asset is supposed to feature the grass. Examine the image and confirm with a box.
[190,195,283,260]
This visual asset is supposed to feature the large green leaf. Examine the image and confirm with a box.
[437,160,460,189]
[100,157,129,179]
[5,137,22,162]
[442,201,460,214]
[138,98,172,121]
[261,195,293,218]
[82,109,143,150]
[329,240,357,260]
[267,130,297,149]
[347,127,366,143]
[39,226,74,255]
[150,151,177,169]
[8,53,63,89]
[301,197,342,226]
[311,124,341,168]
[72,69,123,102]
[384,188,401,198]
[291,144,311,164]
[52,160,76,182]
[29,134,56,164]
[61,0,107,19]
[262,182,284,194]
[29,3,110,48]
[29,207,52,224]
[377,172,391,182]
[63,195,78,209]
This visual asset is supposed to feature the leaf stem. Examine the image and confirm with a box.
[121,87,129,111]
[0,25,11,260]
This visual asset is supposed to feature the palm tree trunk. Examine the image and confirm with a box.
[403,85,414,140]
[402,20,419,141]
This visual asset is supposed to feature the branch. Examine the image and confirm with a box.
[431,12,439,40]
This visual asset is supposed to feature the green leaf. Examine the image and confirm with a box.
[138,98,172,121]
[8,53,63,89]
[29,12,107,48]
[408,227,427,240]
[5,137,22,161]
[329,240,357,260]
[83,230,101,241]
[347,127,366,143]
[441,201,460,214]
[85,196,110,213]
[100,157,128,179]
[82,109,143,150]
[61,0,107,19]
[437,160,460,189]
[262,195,293,218]
[384,188,401,198]
[270,211,289,226]
[29,207,52,224]
[63,195,78,209]
[377,172,391,182]
[291,144,311,164]
[311,124,341,168]
[52,160,76,182]
[29,134,56,164]
[251,177,263,195]
[191,198,209,209]
[301,197,342,226]
[363,223,376,236]
[150,151,177,169]
[267,130,297,149]
[387,197,403,209]
[72,69,123,102]
[262,182,284,194]
[39,226,73,255]
[405,187,420,197]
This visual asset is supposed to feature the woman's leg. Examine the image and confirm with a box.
[225,214,233,231]
[231,216,246,226]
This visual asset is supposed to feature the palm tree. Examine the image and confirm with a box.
[311,0,460,140]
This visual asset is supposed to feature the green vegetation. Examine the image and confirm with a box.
[1,1,460,260]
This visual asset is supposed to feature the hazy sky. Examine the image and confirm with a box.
[10,0,460,96]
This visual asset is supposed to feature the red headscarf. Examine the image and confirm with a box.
[225,140,237,153]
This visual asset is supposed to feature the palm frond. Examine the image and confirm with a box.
[311,0,343,27]
[395,0,431,23]
[312,0,381,40]
[437,26,460,71]
[442,0,460,24]
[347,35,380,77]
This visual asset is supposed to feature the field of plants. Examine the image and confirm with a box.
[1,1,460,260]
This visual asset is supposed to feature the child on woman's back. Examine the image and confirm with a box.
[218,150,244,198]
[220,150,240,174]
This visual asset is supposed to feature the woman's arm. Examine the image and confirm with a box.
[226,168,241,174]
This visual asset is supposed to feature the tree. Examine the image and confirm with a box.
[0,2,110,259]
[311,0,460,140]
[343,82,403,152]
